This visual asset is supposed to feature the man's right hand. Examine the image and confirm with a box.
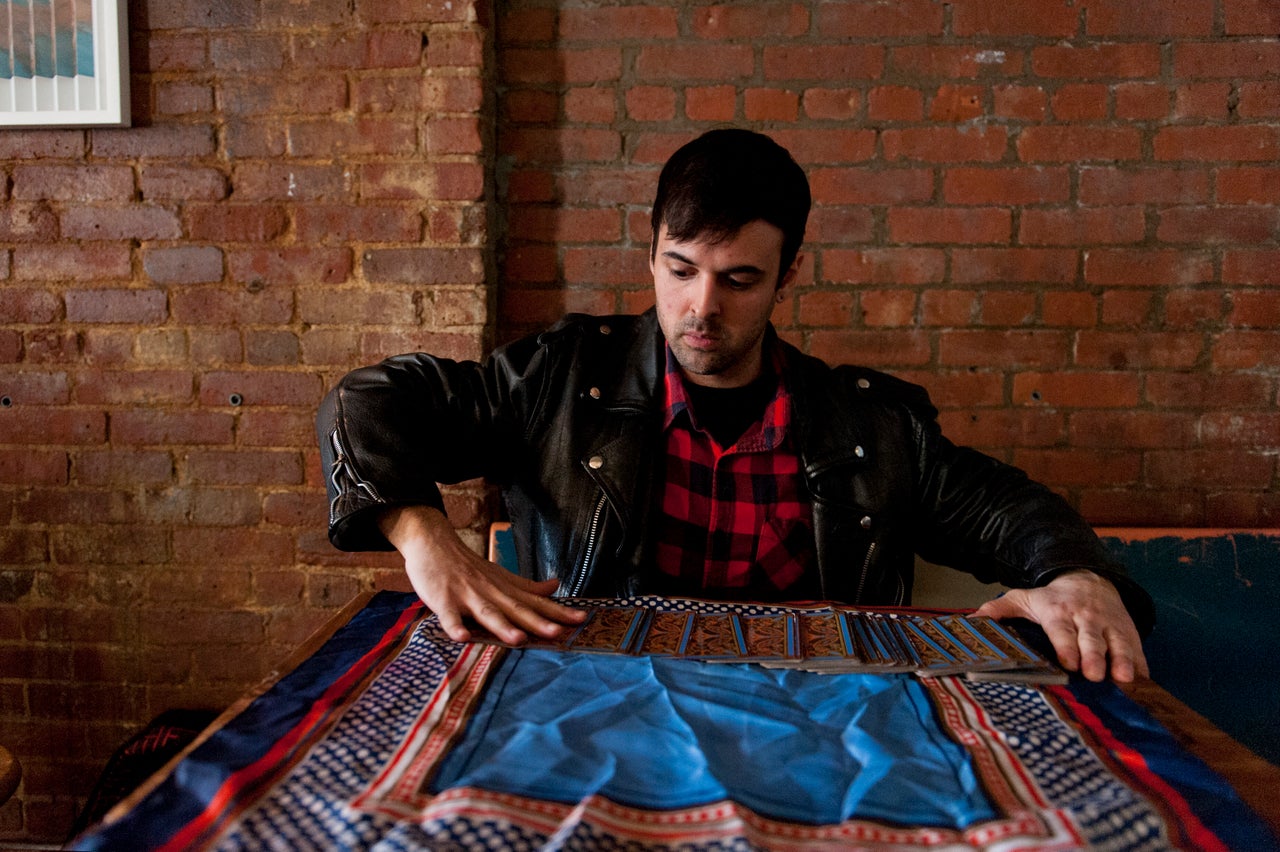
[377,505,587,645]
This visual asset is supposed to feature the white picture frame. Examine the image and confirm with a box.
[1,0,130,128]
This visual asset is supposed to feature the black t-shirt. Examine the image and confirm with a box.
[682,372,777,448]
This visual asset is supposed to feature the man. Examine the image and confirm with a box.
[318,129,1152,683]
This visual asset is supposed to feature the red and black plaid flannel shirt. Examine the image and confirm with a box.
[654,345,817,600]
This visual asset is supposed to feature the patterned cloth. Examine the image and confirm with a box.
[655,344,816,599]
[74,593,1279,852]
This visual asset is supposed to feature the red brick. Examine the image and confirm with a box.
[1082,0,1213,35]
[1084,249,1213,286]
[0,203,57,243]
[1173,82,1232,120]
[1075,331,1205,369]
[64,289,167,324]
[561,6,679,39]
[1050,84,1109,120]
[1212,331,1280,368]
[799,87,860,121]
[11,165,133,202]
[139,166,227,201]
[938,330,1071,368]
[1157,206,1278,244]
[822,248,945,286]
[1224,0,1280,34]
[1144,371,1273,409]
[60,205,182,241]
[1113,83,1169,120]
[295,205,420,244]
[797,291,855,327]
[681,85,736,121]
[920,290,977,326]
[503,47,622,84]
[1154,126,1280,162]
[420,76,485,114]
[355,75,422,115]
[817,0,944,36]
[951,0,1079,36]
[1147,450,1275,489]
[805,207,876,245]
[810,167,932,205]
[0,370,68,404]
[185,450,303,486]
[509,207,621,244]
[883,127,1007,163]
[221,78,348,116]
[993,85,1048,121]
[888,208,1011,245]
[0,449,67,485]
[1205,492,1280,527]
[943,167,1070,205]
[745,89,800,122]
[198,371,324,408]
[1019,208,1146,246]
[498,7,554,43]
[1175,41,1280,78]
[1081,489,1204,525]
[90,124,217,158]
[360,330,486,363]
[1070,411,1198,449]
[1079,166,1210,205]
[1228,291,1280,327]
[1163,289,1227,328]
[625,87,676,122]
[1218,167,1280,205]
[76,450,173,486]
[358,0,468,24]
[0,129,84,159]
[1223,250,1280,285]
[1100,290,1154,325]
[867,86,924,121]
[1017,126,1142,162]
[762,46,884,82]
[1031,44,1161,78]
[565,88,617,124]
[1014,371,1139,407]
[290,117,419,158]
[0,288,60,323]
[143,246,224,285]
[692,3,807,37]
[808,330,932,367]
[362,247,483,285]
[74,370,194,405]
[232,163,352,201]
[857,290,915,327]
[930,85,985,122]
[1200,412,1280,448]
[953,248,1077,285]
[502,127,621,164]
[229,247,352,286]
[940,409,1066,450]
[424,117,483,156]
[979,292,1037,325]
[562,248,650,287]
[1016,449,1142,487]
[1238,82,1280,118]
[170,287,293,325]
[422,29,479,67]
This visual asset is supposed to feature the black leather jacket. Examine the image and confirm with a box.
[317,310,1153,631]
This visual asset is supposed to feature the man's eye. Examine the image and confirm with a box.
[671,267,694,279]
[728,278,757,290]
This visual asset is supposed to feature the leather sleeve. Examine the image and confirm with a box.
[901,393,1156,635]
[315,330,558,552]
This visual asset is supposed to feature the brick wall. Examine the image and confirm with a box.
[0,0,1277,843]
[0,1,492,841]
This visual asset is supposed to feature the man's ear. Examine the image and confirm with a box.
[777,252,805,298]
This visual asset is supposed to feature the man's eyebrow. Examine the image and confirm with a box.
[660,250,766,277]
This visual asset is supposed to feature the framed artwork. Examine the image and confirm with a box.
[1,0,129,127]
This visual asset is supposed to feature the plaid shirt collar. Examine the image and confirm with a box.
[662,336,791,453]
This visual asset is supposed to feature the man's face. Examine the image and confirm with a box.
[651,219,802,389]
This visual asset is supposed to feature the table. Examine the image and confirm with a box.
[73,592,1280,851]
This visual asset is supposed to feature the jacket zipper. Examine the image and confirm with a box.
[327,429,382,524]
[853,541,877,604]
[567,492,608,597]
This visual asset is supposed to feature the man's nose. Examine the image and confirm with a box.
[689,275,721,318]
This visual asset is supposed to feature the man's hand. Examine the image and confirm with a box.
[378,505,587,645]
[974,570,1149,683]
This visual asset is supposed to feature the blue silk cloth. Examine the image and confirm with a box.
[75,592,1278,851]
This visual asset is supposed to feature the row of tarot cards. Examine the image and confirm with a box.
[468,603,1067,683]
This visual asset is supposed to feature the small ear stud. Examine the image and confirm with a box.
[776,292,786,303]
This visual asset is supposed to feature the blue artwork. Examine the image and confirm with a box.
[1,0,96,81]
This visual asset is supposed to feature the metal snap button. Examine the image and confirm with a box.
[588,456,604,469]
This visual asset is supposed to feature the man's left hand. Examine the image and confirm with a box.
[974,570,1149,683]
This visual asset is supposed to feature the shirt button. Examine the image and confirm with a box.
[588,455,604,470]
[854,445,865,458]
[860,515,872,529]
[588,387,601,399]
[857,378,871,390]
[599,324,611,335]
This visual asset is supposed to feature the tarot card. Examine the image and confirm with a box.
[736,612,799,661]
[636,610,694,656]
[799,610,853,661]
[564,605,647,654]
[684,612,746,659]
